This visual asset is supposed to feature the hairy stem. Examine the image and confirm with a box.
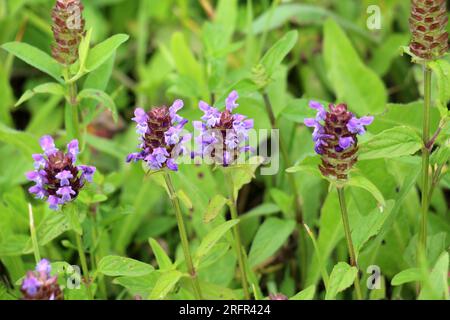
[419,66,432,259]
[225,171,251,300]
[74,231,93,300]
[337,187,363,300]
[164,172,203,300]
[64,68,81,144]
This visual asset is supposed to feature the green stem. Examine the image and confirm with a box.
[28,204,41,264]
[225,171,251,300]
[75,231,93,300]
[419,66,432,258]
[64,68,81,144]
[163,172,203,300]
[337,187,363,300]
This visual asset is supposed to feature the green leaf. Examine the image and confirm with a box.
[113,273,159,297]
[203,194,229,223]
[227,156,264,199]
[419,252,449,300]
[15,82,65,107]
[323,19,387,115]
[85,34,129,73]
[63,203,83,236]
[248,218,296,268]
[36,213,72,246]
[98,255,154,277]
[148,270,182,300]
[391,268,422,286]
[77,89,118,122]
[196,220,239,262]
[260,30,298,77]
[347,174,386,207]
[352,200,395,256]
[1,42,63,82]
[359,126,423,160]
[325,262,358,300]
[0,123,40,155]
[269,188,293,218]
[149,238,173,271]
[429,59,450,117]
[290,285,316,300]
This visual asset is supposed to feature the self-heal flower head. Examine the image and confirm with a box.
[304,101,373,180]
[21,259,63,300]
[126,100,190,172]
[193,91,254,166]
[26,136,96,210]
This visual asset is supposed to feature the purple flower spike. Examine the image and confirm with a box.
[127,100,190,172]
[304,101,373,180]
[21,259,63,300]
[194,90,254,166]
[26,136,95,210]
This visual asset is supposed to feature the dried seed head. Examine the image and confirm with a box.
[21,259,63,300]
[26,136,95,210]
[409,0,448,60]
[304,102,374,181]
[51,0,86,65]
[127,100,190,171]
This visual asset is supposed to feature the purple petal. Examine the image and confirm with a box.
[67,140,79,163]
[79,165,96,183]
[225,90,239,111]
[304,118,317,127]
[39,135,57,155]
[32,154,46,169]
[22,273,40,296]
[36,259,51,277]
[55,170,73,186]
[166,158,178,171]
[56,186,75,202]
[132,108,148,125]
[47,195,61,210]
[338,136,354,150]
[29,185,47,199]
[360,116,374,126]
